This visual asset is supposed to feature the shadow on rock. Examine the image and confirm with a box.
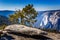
[9,32,53,40]
[0,34,15,40]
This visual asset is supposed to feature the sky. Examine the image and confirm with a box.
[0,0,60,11]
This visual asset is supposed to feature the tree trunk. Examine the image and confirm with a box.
[21,18,24,25]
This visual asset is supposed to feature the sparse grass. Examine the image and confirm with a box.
[0,25,7,30]
[0,26,4,30]
[41,29,60,34]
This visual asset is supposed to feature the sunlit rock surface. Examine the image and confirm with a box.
[3,24,60,40]
[4,24,47,35]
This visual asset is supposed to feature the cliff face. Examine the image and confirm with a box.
[34,10,60,31]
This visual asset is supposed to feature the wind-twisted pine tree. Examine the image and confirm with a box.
[22,4,37,27]
[9,4,37,27]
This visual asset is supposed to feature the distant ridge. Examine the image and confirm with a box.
[37,9,60,12]
[0,10,14,12]
[0,10,15,17]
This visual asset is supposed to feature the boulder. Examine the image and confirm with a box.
[4,24,48,35]
[0,30,3,34]
[0,30,7,34]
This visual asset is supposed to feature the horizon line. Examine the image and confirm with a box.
[0,9,60,11]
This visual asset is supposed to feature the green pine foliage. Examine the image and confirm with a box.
[9,4,38,27]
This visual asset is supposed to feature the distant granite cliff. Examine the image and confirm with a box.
[34,10,60,31]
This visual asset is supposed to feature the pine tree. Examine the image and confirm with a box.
[22,4,37,27]
[9,4,37,27]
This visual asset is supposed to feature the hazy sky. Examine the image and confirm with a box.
[0,0,60,11]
